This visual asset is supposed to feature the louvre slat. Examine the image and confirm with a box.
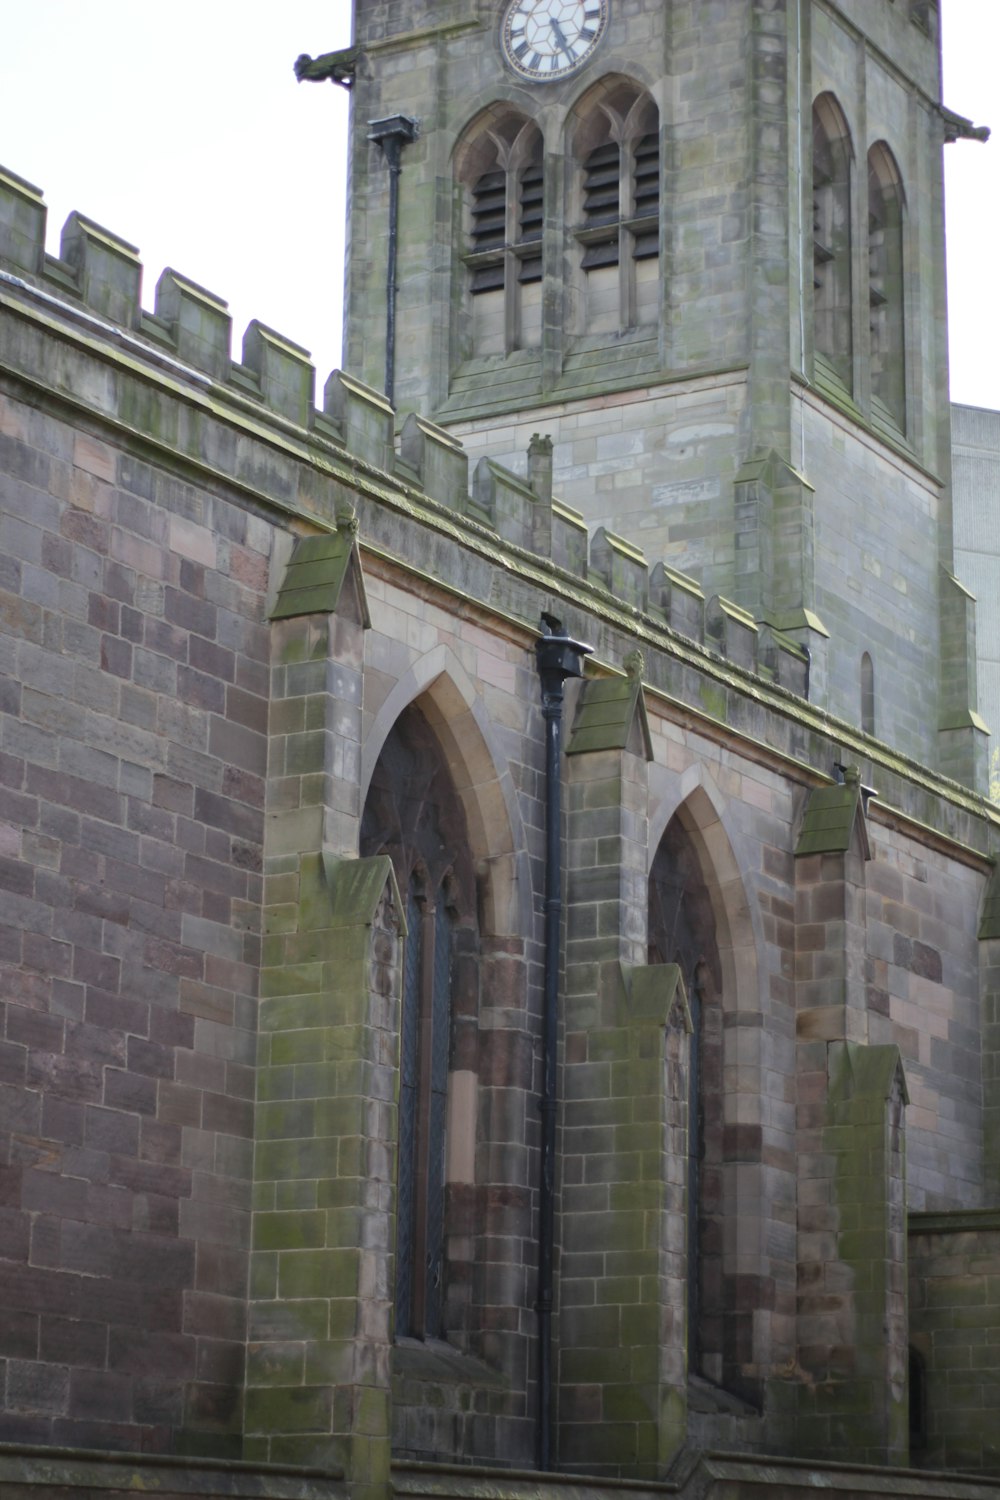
[584,142,621,232]
[471,261,505,293]
[582,236,620,269]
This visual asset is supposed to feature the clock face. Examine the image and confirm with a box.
[501,0,609,82]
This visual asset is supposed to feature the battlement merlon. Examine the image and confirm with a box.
[0,167,806,703]
[294,47,362,89]
[0,159,986,789]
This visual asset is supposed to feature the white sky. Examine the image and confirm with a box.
[0,1,997,409]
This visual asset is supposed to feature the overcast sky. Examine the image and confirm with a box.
[1,1,997,409]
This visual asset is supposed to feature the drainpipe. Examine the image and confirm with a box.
[368,114,419,406]
[534,612,591,1471]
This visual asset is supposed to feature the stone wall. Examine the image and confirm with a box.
[0,395,269,1454]
[909,1213,1000,1474]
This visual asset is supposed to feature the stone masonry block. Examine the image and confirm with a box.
[399,413,469,511]
[590,529,649,612]
[706,595,758,672]
[649,561,705,643]
[552,500,588,576]
[474,457,535,549]
[0,164,46,275]
[154,269,232,381]
[323,371,394,470]
[243,322,315,429]
[60,211,142,329]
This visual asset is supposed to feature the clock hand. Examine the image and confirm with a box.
[549,16,572,55]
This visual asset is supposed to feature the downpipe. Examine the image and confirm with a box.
[368,114,419,406]
[534,612,591,1471]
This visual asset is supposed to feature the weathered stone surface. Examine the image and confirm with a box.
[0,0,997,1490]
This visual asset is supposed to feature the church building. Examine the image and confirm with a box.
[0,2,999,1497]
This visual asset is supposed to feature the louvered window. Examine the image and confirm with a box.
[581,141,621,268]
[470,169,507,294]
[518,160,544,284]
[469,155,544,295]
[632,131,660,259]
[578,131,659,274]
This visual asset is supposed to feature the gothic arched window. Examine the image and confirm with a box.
[861,651,876,735]
[867,142,906,432]
[648,815,724,1387]
[812,94,854,391]
[361,703,478,1340]
[458,111,544,357]
[571,79,660,334]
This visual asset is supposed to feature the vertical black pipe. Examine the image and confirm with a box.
[534,613,591,1471]
[367,115,419,406]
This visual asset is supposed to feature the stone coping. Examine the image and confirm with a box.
[393,1454,1000,1498]
[0,1442,343,1496]
[0,1444,994,1499]
[909,1208,1000,1236]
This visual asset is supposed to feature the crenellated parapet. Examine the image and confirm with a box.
[0,161,835,703]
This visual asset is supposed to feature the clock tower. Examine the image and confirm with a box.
[338,0,981,789]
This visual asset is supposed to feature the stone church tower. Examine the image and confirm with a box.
[344,0,985,788]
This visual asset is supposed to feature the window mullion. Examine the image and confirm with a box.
[619,151,630,331]
[504,172,518,355]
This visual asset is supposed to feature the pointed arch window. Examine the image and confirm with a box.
[861,652,875,736]
[648,816,725,1388]
[812,94,854,392]
[867,143,906,432]
[572,81,660,333]
[459,112,544,356]
[361,703,477,1341]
